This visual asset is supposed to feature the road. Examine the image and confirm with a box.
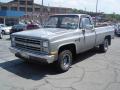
[0,35,120,90]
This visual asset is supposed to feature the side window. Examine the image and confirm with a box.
[80,17,92,29]
[46,17,58,28]
[61,16,79,29]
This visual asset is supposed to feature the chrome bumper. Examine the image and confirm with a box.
[9,47,55,63]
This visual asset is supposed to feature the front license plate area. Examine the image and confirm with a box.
[20,52,29,59]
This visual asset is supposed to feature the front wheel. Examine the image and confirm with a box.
[99,39,109,52]
[56,50,73,72]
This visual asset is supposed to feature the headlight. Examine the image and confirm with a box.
[42,41,49,53]
[42,41,49,48]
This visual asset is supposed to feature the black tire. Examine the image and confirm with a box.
[99,39,109,52]
[56,50,72,72]
[0,32,3,39]
[2,30,5,35]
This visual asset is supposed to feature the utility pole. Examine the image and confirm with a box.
[25,0,27,15]
[17,0,20,11]
[42,0,43,7]
[96,0,98,13]
[32,0,34,20]
[47,3,50,15]
[95,0,98,25]
[41,0,44,16]
[40,0,44,25]
[42,0,44,16]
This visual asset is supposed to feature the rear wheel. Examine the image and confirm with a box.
[99,39,109,52]
[56,50,72,72]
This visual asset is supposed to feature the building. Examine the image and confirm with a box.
[0,10,24,26]
[0,0,72,24]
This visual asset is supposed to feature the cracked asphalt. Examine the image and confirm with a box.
[0,35,120,90]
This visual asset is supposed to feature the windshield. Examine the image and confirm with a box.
[13,24,26,29]
[44,15,79,29]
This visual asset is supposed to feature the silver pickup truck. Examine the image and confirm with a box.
[10,14,114,72]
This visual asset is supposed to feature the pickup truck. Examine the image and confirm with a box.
[9,14,114,72]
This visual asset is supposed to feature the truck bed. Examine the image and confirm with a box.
[95,25,114,46]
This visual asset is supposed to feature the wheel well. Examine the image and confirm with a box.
[105,35,111,45]
[58,44,76,57]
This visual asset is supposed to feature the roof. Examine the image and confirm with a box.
[50,14,89,17]
[0,10,25,17]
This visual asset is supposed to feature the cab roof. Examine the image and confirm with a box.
[50,14,90,17]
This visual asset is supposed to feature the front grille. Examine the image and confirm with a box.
[16,43,41,52]
[15,37,41,45]
[14,37,43,53]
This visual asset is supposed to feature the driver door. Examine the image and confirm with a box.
[80,17,96,51]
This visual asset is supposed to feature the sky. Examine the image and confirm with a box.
[0,0,120,14]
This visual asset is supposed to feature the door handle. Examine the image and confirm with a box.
[75,38,81,42]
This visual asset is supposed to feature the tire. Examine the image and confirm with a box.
[2,30,5,35]
[99,39,109,52]
[0,32,3,39]
[56,50,73,72]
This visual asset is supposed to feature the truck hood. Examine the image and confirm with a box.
[12,28,73,39]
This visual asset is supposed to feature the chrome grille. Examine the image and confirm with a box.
[16,43,41,52]
[14,37,42,53]
[15,37,41,45]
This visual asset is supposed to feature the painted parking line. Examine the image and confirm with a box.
[0,59,8,64]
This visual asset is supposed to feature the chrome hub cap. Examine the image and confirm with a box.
[63,54,71,68]
[104,40,108,50]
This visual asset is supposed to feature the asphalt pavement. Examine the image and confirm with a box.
[0,35,120,90]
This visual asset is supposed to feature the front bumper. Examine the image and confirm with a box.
[9,47,56,63]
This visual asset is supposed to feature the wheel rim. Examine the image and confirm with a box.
[63,54,71,68]
[104,39,108,50]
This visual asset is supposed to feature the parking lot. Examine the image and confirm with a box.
[0,35,120,90]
